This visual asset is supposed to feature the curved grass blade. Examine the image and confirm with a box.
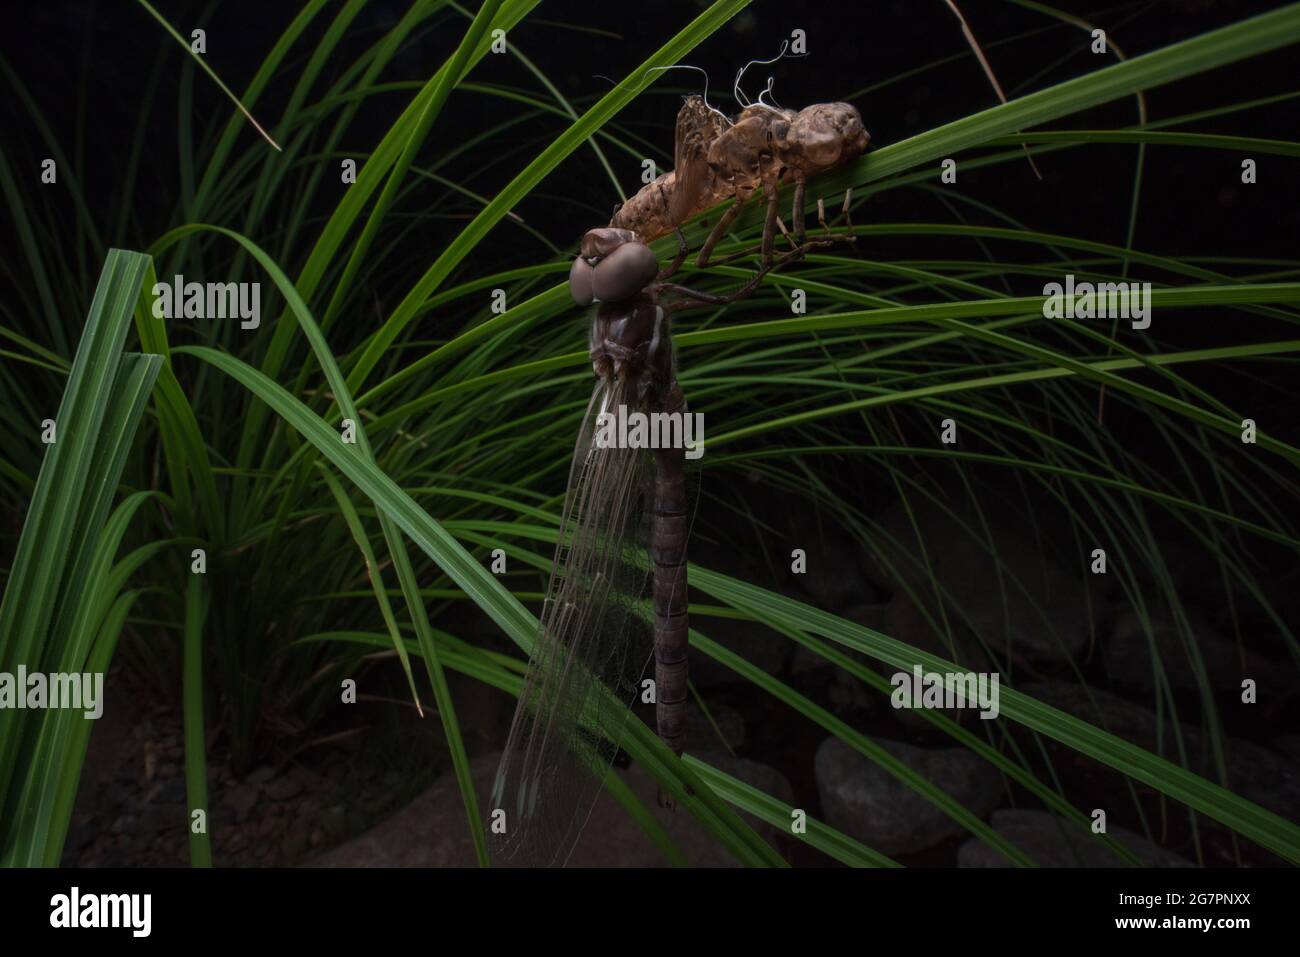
[695,566,1300,863]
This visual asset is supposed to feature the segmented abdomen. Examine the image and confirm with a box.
[651,381,689,754]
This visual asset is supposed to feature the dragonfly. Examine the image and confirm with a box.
[488,79,870,867]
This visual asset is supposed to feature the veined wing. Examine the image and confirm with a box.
[488,379,655,866]
[668,94,730,227]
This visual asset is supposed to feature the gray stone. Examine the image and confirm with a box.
[64,817,98,852]
[793,530,878,611]
[1022,680,1300,820]
[246,765,277,787]
[691,754,796,849]
[689,535,781,589]
[1103,606,1273,693]
[152,777,186,806]
[309,750,784,867]
[691,609,791,686]
[264,773,305,802]
[131,802,184,835]
[827,671,875,716]
[1272,736,1300,763]
[814,736,1002,856]
[222,783,259,824]
[685,704,746,754]
[699,754,795,805]
[958,809,1193,867]
[321,804,349,839]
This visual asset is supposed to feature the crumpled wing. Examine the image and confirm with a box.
[668,95,730,227]
[488,380,655,867]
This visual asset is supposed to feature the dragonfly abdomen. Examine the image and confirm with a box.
[651,381,689,755]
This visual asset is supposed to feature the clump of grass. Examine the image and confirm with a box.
[1,1,1298,866]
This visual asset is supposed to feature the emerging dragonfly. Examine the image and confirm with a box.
[488,72,869,866]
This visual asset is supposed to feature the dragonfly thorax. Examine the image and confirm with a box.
[589,295,669,397]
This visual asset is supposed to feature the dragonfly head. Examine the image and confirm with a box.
[570,228,658,305]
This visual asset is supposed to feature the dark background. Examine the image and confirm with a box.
[7,0,1299,259]
[5,0,1298,434]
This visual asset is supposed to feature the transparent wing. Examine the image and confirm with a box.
[488,379,655,866]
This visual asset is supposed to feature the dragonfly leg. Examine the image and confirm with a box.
[694,187,753,268]
[834,187,857,240]
[791,174,807,243]
[697,180,783,270]
[775,214,796,250]
[813,188,857,244]
[656,226,689,281]
[658,243,810,314]
[759,179,779,267]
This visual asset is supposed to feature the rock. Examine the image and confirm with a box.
[108,780,133,807]
[814,736,1002,856]
[282,828,309,860]
[864,496,1092,666]
[701,754,795,805]
[264,773,305,801]
[691,609,791,686]
[321,804,349,839]
[787,605,886,718]
[64,817,98,852]
[1272,736,1300,763]
[222,783,260,824]
[1103,606,1273,693]
[792,529,879,611]
[1021,680,1300,820]
[310,750,784,867]
[151,777,186,806]
[827,671,875,717]
[958,809,1193,867]
[690,534,781,589]
[691,754,796,849]
[246,765,277,787]
[685,704,746,754]
[1213,741,1300,822]
[131,799,186,835]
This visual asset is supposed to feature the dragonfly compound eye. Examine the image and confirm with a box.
[569,256,595,305]
[591,241,658,303]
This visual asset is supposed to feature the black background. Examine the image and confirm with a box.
[4,0,1298,435]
